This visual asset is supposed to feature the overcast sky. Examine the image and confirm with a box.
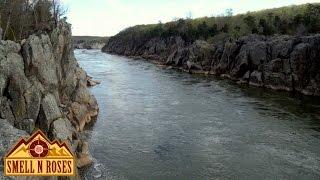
[61,0,320,36]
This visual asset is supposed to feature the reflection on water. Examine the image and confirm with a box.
[76,49,320,180]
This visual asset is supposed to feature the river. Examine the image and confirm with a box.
[75,49,320,180]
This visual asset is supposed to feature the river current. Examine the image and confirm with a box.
[75,49,320,180]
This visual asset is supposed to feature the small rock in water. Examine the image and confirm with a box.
[92,170,102,178]
[87,76,101,87]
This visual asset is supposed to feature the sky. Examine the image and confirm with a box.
[61,0,320,36]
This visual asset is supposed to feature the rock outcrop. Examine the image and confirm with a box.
[0,20,99,179]
[103,34,320,96]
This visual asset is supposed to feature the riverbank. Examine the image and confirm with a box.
[102,3,320,96]
[103,33,320,96]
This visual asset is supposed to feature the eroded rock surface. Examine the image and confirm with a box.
[0,20,99,179]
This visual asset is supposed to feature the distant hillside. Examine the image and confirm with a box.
[72,36,109,49]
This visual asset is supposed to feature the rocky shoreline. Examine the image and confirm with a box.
[0,20,99,179]
[103,34,320,96]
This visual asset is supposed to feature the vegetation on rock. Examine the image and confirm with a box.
[110,3,320,44]
[0,0,66,41]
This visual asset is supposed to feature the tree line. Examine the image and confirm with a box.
[0,0,66,41]
[115,3,320,44]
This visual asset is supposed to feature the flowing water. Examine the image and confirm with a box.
[75,49,320,180]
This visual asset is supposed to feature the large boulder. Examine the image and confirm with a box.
[51,117,73,142]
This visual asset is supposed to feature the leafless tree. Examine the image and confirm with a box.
[0,0,66,41]
[52,0,67,25]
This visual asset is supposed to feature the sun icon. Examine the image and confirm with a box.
[29,137,49,158]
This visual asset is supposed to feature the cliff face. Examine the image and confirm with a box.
[103,34,320,96]
[0,20,99,178]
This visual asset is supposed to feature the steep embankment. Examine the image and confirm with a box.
[0,20,99,178]
[103,34,320,96]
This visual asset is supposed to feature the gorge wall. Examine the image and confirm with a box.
[0,20,99,179]
[103,34,320,96]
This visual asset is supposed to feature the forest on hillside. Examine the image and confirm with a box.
[0,0,65,41]
[113,3,320,44]
[72,36,108,45]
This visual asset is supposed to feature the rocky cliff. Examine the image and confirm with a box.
[103,34,320,96]
[0,20,99,179]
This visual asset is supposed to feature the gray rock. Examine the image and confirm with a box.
[22,35,59,91]
[51,117,73,142]
[249,71,263,86]
[16,119,35,134]
[0,73,7,96]
[0,97,15,125]
[73,84,92,104]
[6,75,31,122]
[37,93,62,132]
[0,20,98,179]
[103,31,320,96]
[24,86,41,121]
[217,42,241,74]
[267,58,283,72]
[0,40,21,54]
[0,50,25,77]
[269,35,295,59]
[0,119,28,178]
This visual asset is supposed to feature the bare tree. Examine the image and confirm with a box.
[52,0,67,25]
[3,1,13,39]
[225,8,233,17]
[0,26,2,40]
[0,0,66,41]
